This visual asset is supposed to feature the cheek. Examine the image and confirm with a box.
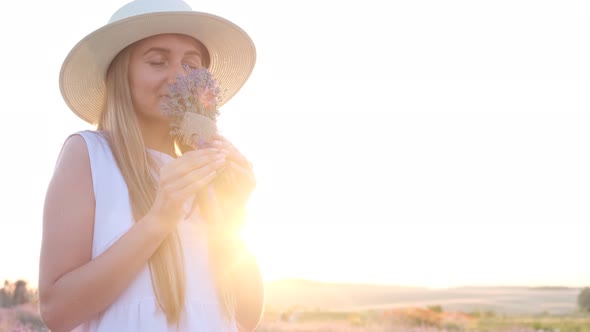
[129,70,163,109]
[131,72,159,95]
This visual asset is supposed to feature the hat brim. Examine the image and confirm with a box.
[59,11,256,125]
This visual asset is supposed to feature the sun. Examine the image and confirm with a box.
[237,194,318,283]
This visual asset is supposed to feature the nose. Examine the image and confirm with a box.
[167,61,189,84]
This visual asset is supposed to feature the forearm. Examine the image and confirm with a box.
[41,214,168,332]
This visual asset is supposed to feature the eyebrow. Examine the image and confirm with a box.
[143,47,202,58]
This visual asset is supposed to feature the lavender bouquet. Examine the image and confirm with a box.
[161,66,222,148]
[161,66,238,223]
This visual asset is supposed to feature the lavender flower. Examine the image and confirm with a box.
[161,65,224,149]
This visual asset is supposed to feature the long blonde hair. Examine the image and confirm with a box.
[97,43,237,324]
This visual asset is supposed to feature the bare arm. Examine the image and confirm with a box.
[38,135,170,332]
[39,134,226,332]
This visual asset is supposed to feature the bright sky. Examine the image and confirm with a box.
[1,0,589,289]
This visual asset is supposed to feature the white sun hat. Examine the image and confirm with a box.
[59,0,256,125]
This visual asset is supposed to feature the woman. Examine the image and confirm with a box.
[38,0,264,331]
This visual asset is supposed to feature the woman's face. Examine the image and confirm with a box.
[128,33,206,123]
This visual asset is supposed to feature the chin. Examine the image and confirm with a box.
[135,111,169,126]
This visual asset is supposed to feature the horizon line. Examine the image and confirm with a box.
[263,278,587,289]
[2,276,586,290]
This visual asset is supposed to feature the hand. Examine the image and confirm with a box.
[196,134,255,226]
[213,133,256,200]
[147,147,227,232]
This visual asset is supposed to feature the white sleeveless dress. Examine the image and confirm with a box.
[71,130,237,332]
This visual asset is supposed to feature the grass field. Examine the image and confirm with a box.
[1,280,588,331]
[6,304,589,332]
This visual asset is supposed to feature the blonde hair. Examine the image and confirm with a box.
[97,43,237,325]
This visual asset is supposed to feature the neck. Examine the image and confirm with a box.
[138,118,176,156]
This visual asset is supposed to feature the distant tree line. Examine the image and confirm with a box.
[0,279,36,307]
[578,287,590,312]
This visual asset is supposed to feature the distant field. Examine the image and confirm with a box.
[3,303,590,332]
[255,280,588,331]
[263,280,580,315]
[1,280,587,331]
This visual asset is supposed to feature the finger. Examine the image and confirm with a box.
[213,134,241,154]
[211,134,252,169]
[160,149,224,184]
[213,133,231,146]
[165,148,220,172]
[216,142,250,169]
[174,169,218,201]
[224,150,251,169]
[168,156,227,192]
[182,148,225,168]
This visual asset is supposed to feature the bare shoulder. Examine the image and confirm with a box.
[53,134,91,174]
[40,133,95,287]
[46,134,94,207]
